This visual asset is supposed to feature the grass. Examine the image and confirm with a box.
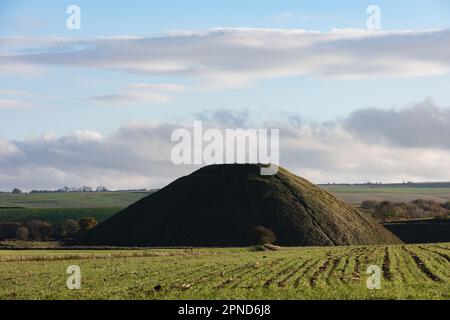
[3,187,448,212]
[1,188,449,225]
[0,240,61,249]
[322,186,450,204]
[323,186,450,194]
[0,191,151,209]
[0,207,120,224]
[0,243,448,300]
[0,192,151,224]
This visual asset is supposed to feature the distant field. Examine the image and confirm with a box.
[2,188,450,209]
[0,192,151,223]
[0,244,448,300]
[0,191,151,209]
[1,187,449,223]
[322,186,450,204]
[0,207,120,224]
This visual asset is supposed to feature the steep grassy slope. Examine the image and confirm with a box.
[79,164,401,247]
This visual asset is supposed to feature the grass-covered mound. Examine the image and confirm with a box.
[78,164,401,247]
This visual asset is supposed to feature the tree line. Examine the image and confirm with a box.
[361,199,450,222]
[0,186,109,194]
[0,217,98,241]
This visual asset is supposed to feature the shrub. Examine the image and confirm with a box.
[53,219,79,239]
[252,226,276,245]
[63,219,79,236]
[15,226,29,240]
[25,220,53,241]
[0,222,21,240]
[374,201,398,220]
[39,223,53,240]
[441,201,450,211]
[51,223,63,239]
[363,199,449,222]
[412,199,447,217]
[361,200,378,210]
[79,217,98,233]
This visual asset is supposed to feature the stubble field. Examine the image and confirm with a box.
[0,243,448,300]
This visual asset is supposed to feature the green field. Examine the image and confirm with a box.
[0,191,151,208]
[322,186,450,204]
[0,243,448,300]
[1,188,449,224]
[0,192,151,223]
[0,207,121,224]
[3,187,449,210]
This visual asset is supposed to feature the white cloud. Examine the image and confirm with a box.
[0,98,31,109]
[90,83,187,104]
[72,130,104,142]
[2,100,450,190]
[1,28,450,86]
[195,109,249,127]
[281,125,450,183]
[344,98,450,149]
[128,83,186,92]
[0,139,22,159]
[92,92,172,104]
[0,62,43,76]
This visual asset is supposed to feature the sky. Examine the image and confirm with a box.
[1,0,450,190]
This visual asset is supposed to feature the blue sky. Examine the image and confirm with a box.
[1,1,450,189]
[1,0,450,36]
[1,0,450,139]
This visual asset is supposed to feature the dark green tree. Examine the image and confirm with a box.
[79,217,98,233]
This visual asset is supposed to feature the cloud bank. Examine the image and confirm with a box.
[1,99,449,191]
[344,97,450,149]
[2,28,450,87]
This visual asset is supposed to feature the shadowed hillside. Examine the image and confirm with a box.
[384,218,450,244]
[78,164,401,247]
